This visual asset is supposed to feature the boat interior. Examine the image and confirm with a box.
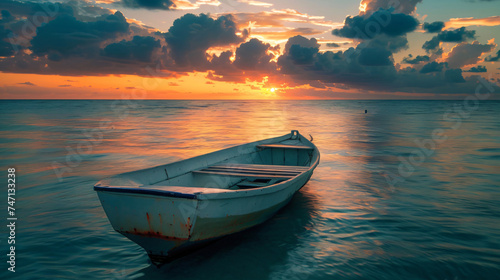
[164,139,314,190]
[100,134,317,192]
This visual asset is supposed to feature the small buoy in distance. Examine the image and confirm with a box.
[365,110,367,114]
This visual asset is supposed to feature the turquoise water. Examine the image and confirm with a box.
[0,100,499,279]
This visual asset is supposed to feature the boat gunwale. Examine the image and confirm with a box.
[93,185,197,199]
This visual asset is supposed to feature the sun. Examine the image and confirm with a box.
[270,88,276,93]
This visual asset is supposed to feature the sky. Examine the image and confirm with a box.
[0,0,499,99]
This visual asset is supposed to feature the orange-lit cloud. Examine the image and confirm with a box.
[95,0,117,4]
[250,27,325,42]
[224,9,342,29]
[445,16,500,29]
[444,39,497,68]
[238,0,273,7]
[172,0,221,10]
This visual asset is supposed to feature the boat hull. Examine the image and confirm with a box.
[95,171,314,263]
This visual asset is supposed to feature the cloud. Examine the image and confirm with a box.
[423,21,445,33]
[18,81,36,86]
[287,44,319,65]
[420,61,446,73]
[402,54,430,64]
[233,38,277,70]
[446,16,500,29]
[446,40,496,68]
[250,27,324,41]
[359,0,422,15]
[444,69,465,83]
[164,13,247,68]
[332,9,419,39]
[277,35,320,75]
[436,27,476,42]
[170,0,222,10]
[113,0,221,11]
[237,0,273,7]
[423,27,476,51]
[0,1,173,76]
[30,12,129,59]
[271,34,493,94]
[206,37,280,83]
[365,34,409,52]
[120,0,175,10]
[485,50,500,61]
[0,0,497,96]
[464,65,487,72]
[226,9,340,31]
[0,25,16,56]
[1,9,14,23]
[102,36,161,62]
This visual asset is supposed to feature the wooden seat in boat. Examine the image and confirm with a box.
[192,163,308,179]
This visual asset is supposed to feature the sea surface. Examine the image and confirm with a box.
[0,100,499,280]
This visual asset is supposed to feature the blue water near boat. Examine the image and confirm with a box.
[0,100,499,279]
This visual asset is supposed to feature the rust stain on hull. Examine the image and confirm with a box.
[146,212,157,234]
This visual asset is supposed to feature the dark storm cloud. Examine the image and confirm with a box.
[464,65,487,72]
[437,27,475,41]
[360,0,422,15]
[422,37,440,51]
[423,27,476,51]
[277,35,320,75]
[30,11,129,59]
[287,44,319,65]
[272,35,490,94]
[326,42,340,47]
[422,21,445,33]
[0,1,172,75]
[485,50,500,62]
[332,9,419,39]
[102,36,161,62]
[206,37,280,83]
[120,0,175,10]
[0,25,16,56]
[444,69,466,83]
[358,47,392,66]
[402,54,430,64]
[284,35,320,52]
[366,35,409,52]
[0,0,74,18]
[233,38,276,70]
[164,14,247,68]
[420,61,446,73]
[0,1,70,56]
[1,10,14,23]
[278,35,398,87]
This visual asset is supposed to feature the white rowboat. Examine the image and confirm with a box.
[94,130,320,264]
